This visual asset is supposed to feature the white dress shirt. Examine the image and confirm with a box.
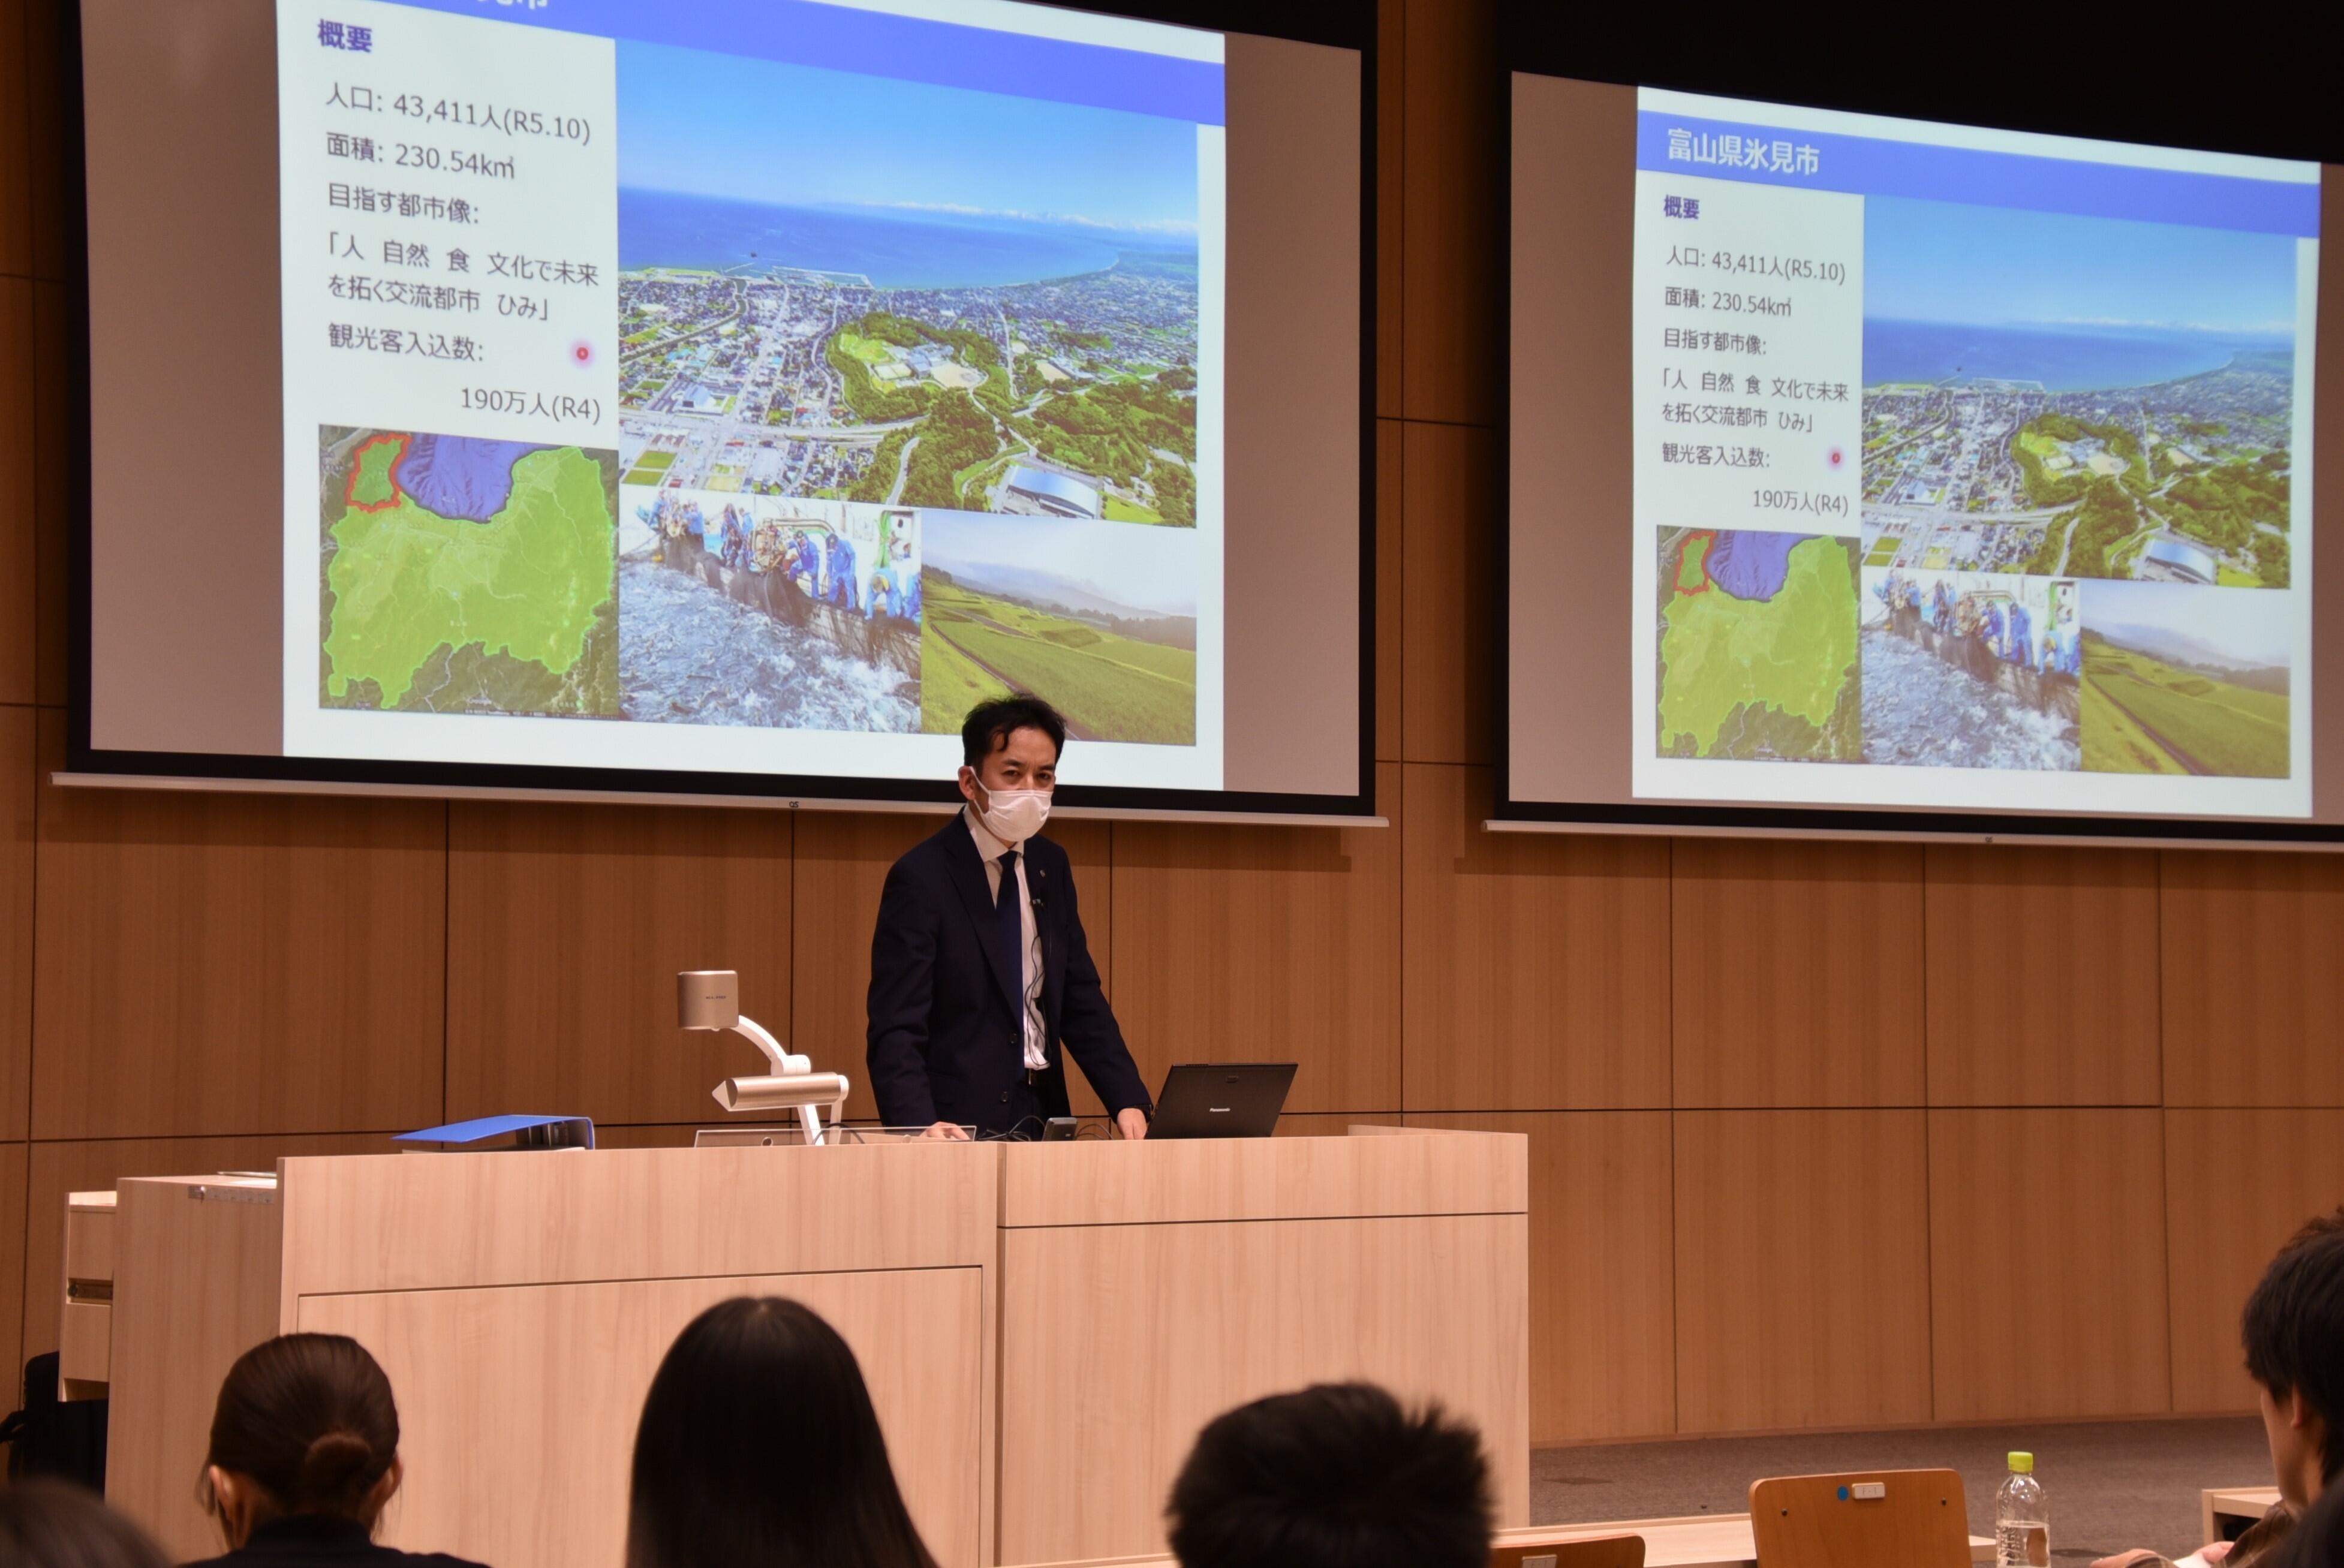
[966,806,1048,1071]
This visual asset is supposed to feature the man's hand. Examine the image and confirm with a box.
[919,1120,970,1140]
[1115,1107,1150,1141]
[2091,1551,2181,1568]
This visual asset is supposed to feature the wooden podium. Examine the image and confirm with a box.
[74,1127,1525,1568]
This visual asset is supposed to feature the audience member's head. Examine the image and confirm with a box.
[1165,1382,1492,1568]
[626,1296,937,1568]
[201,1333,404,1548]
[2245,1224,2344,1504]
[2284,1207,2344,1252]
[0,1480,173,1568]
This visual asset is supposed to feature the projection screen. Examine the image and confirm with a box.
[1505,46,2342,845]
[70,0,1372,817]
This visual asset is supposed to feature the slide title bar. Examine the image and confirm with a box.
[372,0,1227,125]
[1635,110,2319,237]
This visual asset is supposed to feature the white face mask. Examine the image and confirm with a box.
[976,784,1051,844]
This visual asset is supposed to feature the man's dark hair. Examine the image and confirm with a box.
[2244,1224,2344,1483]
[961,696,1067,769]
[1165,1383,1491,1568]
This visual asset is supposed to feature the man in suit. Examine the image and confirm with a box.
[866,696,1152,1139]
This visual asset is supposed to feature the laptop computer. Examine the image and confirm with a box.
[1148,1063,1297,1139]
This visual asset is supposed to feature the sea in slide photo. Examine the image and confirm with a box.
[619,188,1134,288]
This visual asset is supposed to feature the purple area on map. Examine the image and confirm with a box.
[1705,531,1804,601]
[399,435,552,523]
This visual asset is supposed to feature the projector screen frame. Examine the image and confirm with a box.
[62,0,1382,822]
[1494,16,2344,848]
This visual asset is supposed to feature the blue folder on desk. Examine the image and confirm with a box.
[395,1114,596,1151]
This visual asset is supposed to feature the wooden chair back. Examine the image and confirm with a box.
[1749,1470,1972,1568]
[1492,1534,1645,1568]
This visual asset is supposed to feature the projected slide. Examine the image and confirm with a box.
[277,0,1224,787]
[1632,89,2316,817]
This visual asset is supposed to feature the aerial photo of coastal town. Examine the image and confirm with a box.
[1858,200,2298,592]
[609,41,1204,532]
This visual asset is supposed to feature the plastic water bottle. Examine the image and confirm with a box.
[1995,1451,2049,1568]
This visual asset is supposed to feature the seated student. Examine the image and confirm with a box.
[1164,1382,1491,1568]
[185,1333,488,1568]
[0,1479,171,1568]
[2095,1215,2344,1568]
[626,1296,937,1568]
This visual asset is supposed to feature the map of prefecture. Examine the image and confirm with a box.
[320,428,621,717]
[1657,528,1862,760]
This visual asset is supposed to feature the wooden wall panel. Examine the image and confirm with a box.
[1398,0,1496,426]
[1929,1108,2171,1420]
[1674,1110,1932,1433]
[2165,1109,2344,1413]
[1401,765,1668,1110]
[1376,419,1403,761]
[0,276,31,703]
[1672,839,1926,1108]
[2162,851,2344,1107]
[1400,423,1494,766]
[1,706,30,1140]
[1112,772,1396,1115]
[790,811,1110,1122]
[445,802,792,1127]
[0,0,28,281]
[1923,845,2161,1107]
[20,1132,386,1361]
[0,1141,25,1376]
[31,276,66,705]
[1373,0,1401,420]
[31,715,447,1139]
[22,0,67,285]
[1413,1111,1674,1443]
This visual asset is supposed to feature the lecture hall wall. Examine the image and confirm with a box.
[2,0,2339,1446]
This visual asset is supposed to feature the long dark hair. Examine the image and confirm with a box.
[203,1334,401,1524]
[626,1298,938,1568]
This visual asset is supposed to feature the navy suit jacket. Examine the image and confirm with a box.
[866,817,1151,1133]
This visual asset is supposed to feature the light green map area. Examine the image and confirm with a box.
[1657,534,1862,761]
[321,435,619,717]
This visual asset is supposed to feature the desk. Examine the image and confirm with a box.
[1013,1515,1996,1568]
[83,1127,1525,1568]
[2203,1486,2282,1545]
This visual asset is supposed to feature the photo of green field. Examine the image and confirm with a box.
[917,510,1197,744]
[2078,581,2290,777]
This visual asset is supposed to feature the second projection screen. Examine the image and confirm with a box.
[1612,90,2318,819]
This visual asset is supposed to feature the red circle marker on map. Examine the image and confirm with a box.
[1827,446,1845,470]
[570,341,595,368]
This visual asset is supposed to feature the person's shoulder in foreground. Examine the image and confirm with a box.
[1165,1381,1491,1568]
[2264,1482,2344,1568]
[0,1479,174,1568]
[182,1516,488,1568]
